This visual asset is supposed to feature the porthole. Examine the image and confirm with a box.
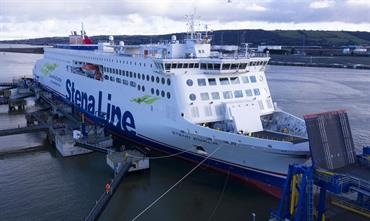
[156,89,160,96]
[161,77,165,84]
[167,79,171,86]
[142,74,145,80]
[167,92,171,99]
[151,88,154,94]
[189,93,196,101]
[161,90,165,97]
[137,85,141,91]
[156,76,160,83]
[151,76,155,82]
[138,73,141,79]
[142,86,145,92]
[186,79,193,86]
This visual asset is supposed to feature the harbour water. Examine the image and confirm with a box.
[0,52,369,221]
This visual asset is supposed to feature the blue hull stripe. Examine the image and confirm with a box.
[38,83,286,190]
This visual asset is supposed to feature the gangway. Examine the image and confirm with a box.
[270,110,370,221]
[74,139,110,154]
[84,161,133,221]
[0,124,49,137]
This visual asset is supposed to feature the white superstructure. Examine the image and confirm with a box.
[33,22,310,197]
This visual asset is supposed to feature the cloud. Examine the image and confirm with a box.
[309,0,335,9]
[0,0,369,40]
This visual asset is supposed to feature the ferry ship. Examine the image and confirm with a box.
[33,21,310,197]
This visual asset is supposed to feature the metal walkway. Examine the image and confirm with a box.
[0,124,49,137]
[0,82,18,87]
[74,140,110,154]
[84,161,133,221]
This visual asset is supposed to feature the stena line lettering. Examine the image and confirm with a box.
[65,79,136,135]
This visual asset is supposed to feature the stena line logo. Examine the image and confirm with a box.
[65,79,136,135]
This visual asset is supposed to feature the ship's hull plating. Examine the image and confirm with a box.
[34,54,308,198]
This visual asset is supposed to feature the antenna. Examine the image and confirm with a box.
[81,22,85,39]
[185,7,200,40]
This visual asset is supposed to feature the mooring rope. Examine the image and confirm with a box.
[131,146,222,221]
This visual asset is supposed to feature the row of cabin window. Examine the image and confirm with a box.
[189,88,261,101]
[74,59,153,67]
[150,88,171,99]
[187,75,258,87]
[164,61,267,70]
[103,74,172,99]
[103,67,171,86]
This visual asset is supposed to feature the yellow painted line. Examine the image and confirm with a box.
[316,169,334,176]
[331,200,370,218]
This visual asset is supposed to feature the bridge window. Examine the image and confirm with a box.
[208,78,217,86]
[110,76,114,81]
[239,63,247,69]
[231,63,239,70]
[223,91,233,99]
[116,78,121,83]
[230,77,240,84]
[183,63,189,68]
[220,77,229,85]
[200,63,207,69]
[104,75,109,80]
[171,63,177,69]
[200,92,210,101]
[165,63,171,70]
[189,63,194,68]
[197,78,206,86]
[222,63,230,70]
[122,79,128,85]
[214,63,221,70]
[211,92,220,100]
[178,63,183,69]
[207,63,213,70]
[194,63,199,68]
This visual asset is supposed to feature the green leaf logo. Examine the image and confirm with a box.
[41,63,58,75]
[131,95,160,104]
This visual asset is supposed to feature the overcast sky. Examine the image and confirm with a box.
[0,0,369,40]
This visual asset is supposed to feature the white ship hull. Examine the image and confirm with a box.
[33,28,310,197]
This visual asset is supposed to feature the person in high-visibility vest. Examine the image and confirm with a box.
[105,183,111,194]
